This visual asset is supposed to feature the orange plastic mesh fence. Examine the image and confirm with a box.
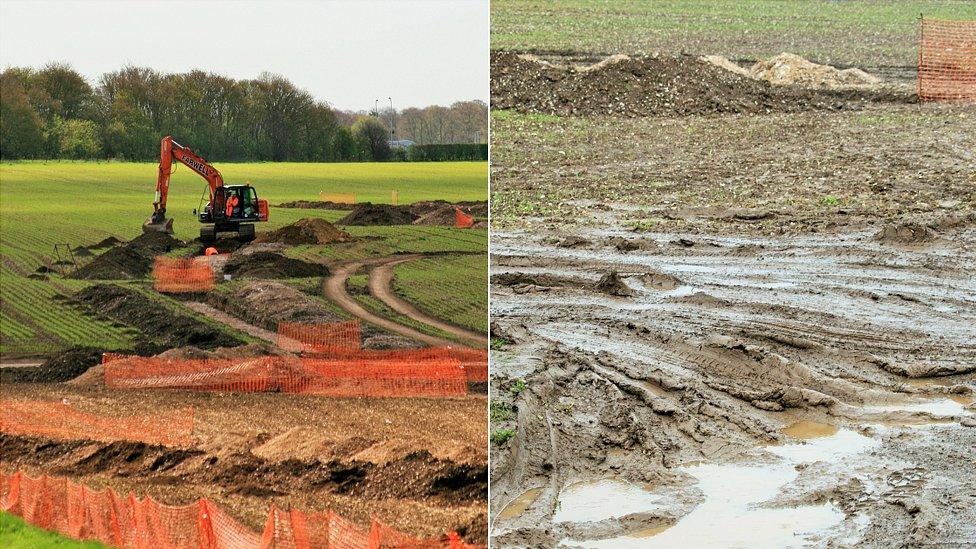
[105,355,467,397]
[280,345,487,383]
[319,192,357,204]
[1,470,480,549]
[0,400,194,447]
[454,208,474,229]
[277,321,362,354]
[153,257,215,293]
[919,18,976,101]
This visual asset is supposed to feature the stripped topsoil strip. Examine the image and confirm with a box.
[67,232,182,280]
[490,51,911,117]
[74,283,245,349]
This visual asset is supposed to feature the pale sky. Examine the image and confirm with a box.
[0,0,488,111]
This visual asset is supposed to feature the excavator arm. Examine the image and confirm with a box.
[144,136,224,234]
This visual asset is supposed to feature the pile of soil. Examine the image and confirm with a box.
[336,204,419,226]
[277,200,358,211]
[254,218,352,245]
[491,51,906,117]
[594,270,633,296]
[0,347,103,383]
[207,281,345,332]
[73,284,244,349]
[875,222,939,245]
[749,53,882,90]
[412,201,488,226]
[223,251,330,279]
[67,232,182,280]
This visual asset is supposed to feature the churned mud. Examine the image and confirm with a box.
[489,223,976,547]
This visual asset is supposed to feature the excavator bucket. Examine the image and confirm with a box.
[142,215,174,235]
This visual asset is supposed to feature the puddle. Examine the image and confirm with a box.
[864,398,972,417]
[554,479,664,524]
[903,380,975,407]
[496,487,543,521]
[780,421,838,440]
[566,429,879,548]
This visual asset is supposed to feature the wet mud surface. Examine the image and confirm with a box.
[489,224,976,547]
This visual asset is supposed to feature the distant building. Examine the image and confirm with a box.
[388,139,415,149]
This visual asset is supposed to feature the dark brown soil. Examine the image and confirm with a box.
[0,347,103,383]
[223,251,331,279]
[277,200,359,211]
[73,284,244,349]
[412,201,489,226]
[67,232,183,280]
[0,433,485,532]
[207,281,344,332]
[336,204,419,226]
[254,218,353,245]
[594,270,633,296]
[490,51,911,118]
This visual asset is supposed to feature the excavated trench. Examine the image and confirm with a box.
[489,223,976,547]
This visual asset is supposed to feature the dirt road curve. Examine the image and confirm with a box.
[324,255,462,347]
[370,258,486,348]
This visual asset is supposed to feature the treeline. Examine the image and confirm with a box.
[352,102,488,145]
[0,63,486,162]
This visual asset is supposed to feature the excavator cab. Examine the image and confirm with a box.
[199,185,268,243]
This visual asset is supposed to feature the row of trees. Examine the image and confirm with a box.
[0,64,486,161]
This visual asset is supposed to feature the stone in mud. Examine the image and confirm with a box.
[594,271,632,297]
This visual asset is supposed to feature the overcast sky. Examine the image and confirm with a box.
[0,0,488,111]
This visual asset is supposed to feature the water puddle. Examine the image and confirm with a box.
[864,398,972,418]
[496,487,543,521]
[554,479,664,524]
[565,429,879,548]
[780,421,838,440]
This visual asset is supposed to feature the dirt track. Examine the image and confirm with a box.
[370,259,487,348]
[324,256,475,348]
[489,222,976,546]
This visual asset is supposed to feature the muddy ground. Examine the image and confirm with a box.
[489,52,975,547]
[489,223,975,547]
[0,383,488,543]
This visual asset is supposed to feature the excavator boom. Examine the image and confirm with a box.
[143,136,224,234]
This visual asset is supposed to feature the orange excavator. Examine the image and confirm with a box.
[143,136,269,242]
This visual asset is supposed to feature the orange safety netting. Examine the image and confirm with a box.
[0,400,194,448]
[278,321,362,354]
[919,17,976,101]
[454,208,474,229]
[153,257,215,293]
[104,355,468,397]
[0,470,479,549]
[292,345,487,383]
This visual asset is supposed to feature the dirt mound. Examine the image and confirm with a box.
[0,347,103,383]
[277,200,358,211]
[223,251,330,279]
[699,55,752,77]
[595,270,633,296]
[67,232,182,280]
[336,203,419,226]
[254,218,352,245]
[491,51,905,117]
[750,53,882,90]
[73,284,244,349]
[875,222,939,245]
[87,236,123,250]
[412,201,489,226]
[207,281,344,332]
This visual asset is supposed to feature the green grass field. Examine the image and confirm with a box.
[492,0,976,66]
[0,161,487,356]
[0,512,107,548]
[392,254,488,335]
